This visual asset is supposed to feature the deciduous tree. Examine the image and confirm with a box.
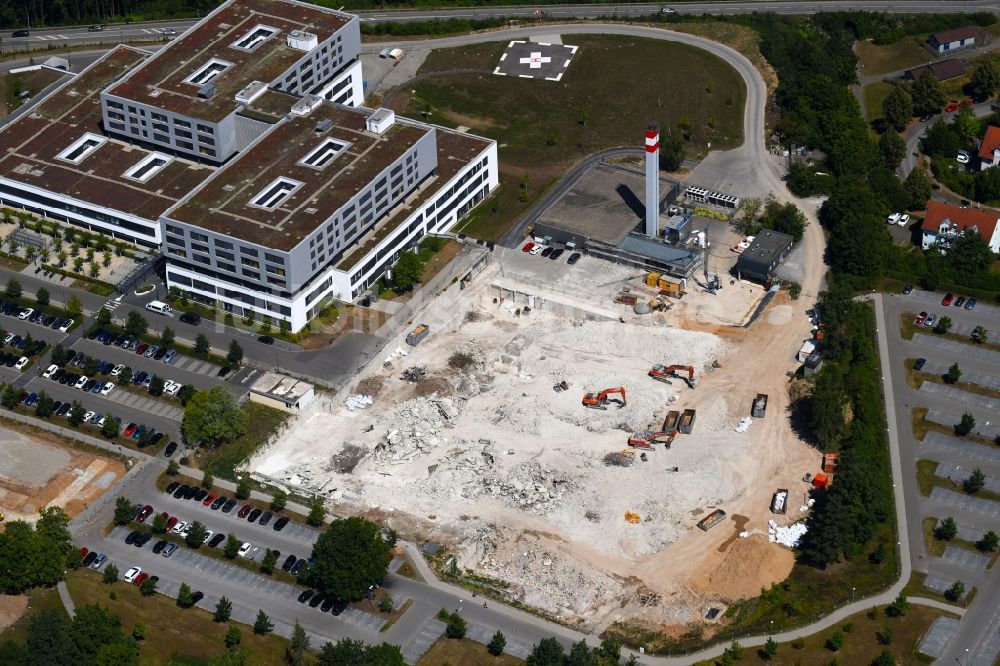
[912,69,946,116]
[182,386,247,447]
[882,86,913,132]
[970,59,1000,100]
[307,516,392,601]
[878,127,906,169]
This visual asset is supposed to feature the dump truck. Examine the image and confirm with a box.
[678,408,696,434]
[770,488,789,514]
[406,324,429,346]
[751,393,768,418]
[697,509,726,531]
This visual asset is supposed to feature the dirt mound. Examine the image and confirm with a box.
[689,535,794,600]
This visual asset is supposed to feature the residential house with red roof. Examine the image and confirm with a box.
[979,125,1000,169]
[920,200,1000,253]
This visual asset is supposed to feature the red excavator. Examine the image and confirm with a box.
[582,387,627,410]
[627,431,676,449]
[648,364,698,388]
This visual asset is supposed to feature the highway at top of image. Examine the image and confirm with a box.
[3,0,1000,53]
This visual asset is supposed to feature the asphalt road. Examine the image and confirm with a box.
[879,290,1000,666]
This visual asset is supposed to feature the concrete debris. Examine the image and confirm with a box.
[734,416,752,433]
[401,366,427,383]
[383,346,409,366]
[345,394,374,411]
[768,520,808,547]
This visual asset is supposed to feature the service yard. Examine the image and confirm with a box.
[250,247,818,632]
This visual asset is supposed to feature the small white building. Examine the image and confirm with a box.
[249,372,315,413]
[920,201,1000,254]
[927,26,977,54]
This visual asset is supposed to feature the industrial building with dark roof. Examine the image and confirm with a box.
[734,229,794,283]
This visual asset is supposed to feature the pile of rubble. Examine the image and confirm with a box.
[768,520,808,547]
[344,394,374,411]
[373,396,457,464]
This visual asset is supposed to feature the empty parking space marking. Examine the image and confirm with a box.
[912,333,1000,365]
[920,360,1000,390]
[926,409,1000,440]
[466,622,533,659]
[950,321,999,344]
[930,487,1000,518]
[919,382,1000,412]
[922,431,1000,464]
[937,463,1000,493]
[922,574,965,597]
[401,618,446,665]
[339,608,386,633]
[970,607,1000,666]
[919,616,961,659]
[941,545,991,570]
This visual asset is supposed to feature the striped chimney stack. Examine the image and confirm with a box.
[645,124,660,237]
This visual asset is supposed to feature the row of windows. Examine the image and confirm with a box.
[0,184,157,239]
[164,225,284,264]
[168,270,292,316]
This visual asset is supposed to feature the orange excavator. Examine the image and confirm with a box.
[627,431,676,449]
[582,387,627,410]
[648,364,698,388]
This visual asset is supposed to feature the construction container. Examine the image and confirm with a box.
[663,410,680,432]
[697,509,727,531]
[811,472,830,489]
[822,452,840,473]
[751,393,768,418]
[678,408,696,434]
[614,292,638,306]
[657,278,681,296]
[770,488,789,514]
[646,272,661,287]
[405,324,429,346]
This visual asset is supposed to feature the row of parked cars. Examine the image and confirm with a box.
[89,328,180,364]
[19,386,164,443]
[164,481,291,530]
[48,348,187,398]
[1,301,75,332]
[521,241,582,265]
[2,332,46,356]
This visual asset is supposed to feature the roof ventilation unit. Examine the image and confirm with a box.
[236,81,268,104]
[197,82,216,99]
[315,118,333,133]
[366,108,395,135]
[291,95,322,117]
[287,30,318,51]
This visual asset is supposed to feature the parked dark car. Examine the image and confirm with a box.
[291,558,307,576]
[12,30,28,37]
[540,246,553,257]
[82,551,98,567]
[164,441,177,457]
[179,312,201,325]
[258,511,273,526]
[297,590,314,603]
[208,533,226,548]
[135,532,153,547]
[282,554,297,572]
[258,335,275,345]
[308,592,324,608]
[321,597,335,612]
[166,481,180,494]
[273,517,289,531]
[173,484,190,499]
[965,297,977,310]
[190,591,204,604]
[152,540,168,555]
[901,283,913,295]
[247,508,262,523]
[329,598,348,616]
[217,366,231,378]
[222,499,238,513]
[549,248,564,261]
[954,296,966,308]
[210,496,227,510]
[125,531,140,545]
[183,486,199,500]
[914,358,926,371]
[193,489,208,502]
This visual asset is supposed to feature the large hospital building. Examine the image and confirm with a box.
[0,0,497,331]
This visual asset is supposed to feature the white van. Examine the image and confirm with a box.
[145,300,172,315]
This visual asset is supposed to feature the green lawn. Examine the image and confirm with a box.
[863,81,895,124]
[197,403,291,481]
[64,568,296,666]
[0,584,65,646]
[396,34,745,241]
[417,636,523,665]
[856,37,933,77]
[692,603,949,665]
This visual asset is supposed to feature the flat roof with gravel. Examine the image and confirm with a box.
[0,46,213,220]
[106,0,351,122]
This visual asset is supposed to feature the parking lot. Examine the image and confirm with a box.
[881,289,1000,664]
[130,484,322,564]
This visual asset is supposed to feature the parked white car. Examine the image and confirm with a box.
[123,566,141,583]
[17,308,32,320]
[100,382,115,396]
[171,520,187,535]
[14,356,29,371]
[74,375,89,389]
[42,364,59,378]
[59,319,74,333]
[957,150,971,164]
[887,213,910,226]
[110,364,124,377]
[238,542,253,558]
[529,245,544,256]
